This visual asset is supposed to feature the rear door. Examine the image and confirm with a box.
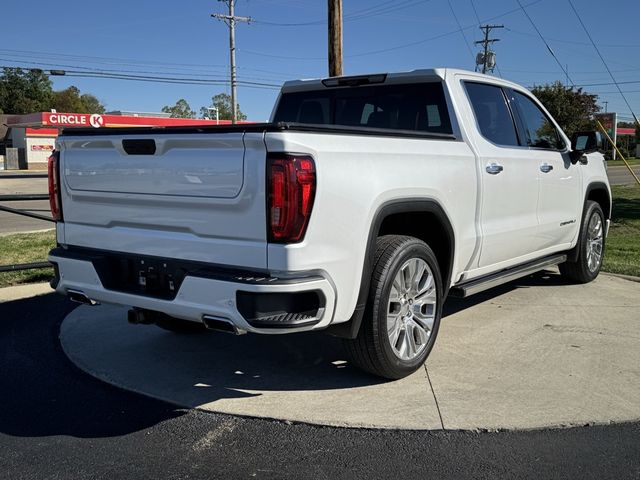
[58,131,268,269]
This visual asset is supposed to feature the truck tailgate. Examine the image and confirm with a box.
[58,132,268,269]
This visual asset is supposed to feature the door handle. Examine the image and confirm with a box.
[540,163,554,173]
[486,163,504,175]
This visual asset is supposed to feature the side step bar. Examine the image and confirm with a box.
[449,254,567,298]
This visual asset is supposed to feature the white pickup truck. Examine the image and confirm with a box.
[48,69,611,379]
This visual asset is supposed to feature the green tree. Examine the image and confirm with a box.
[530,82,600,137]
[161,98,195,118]
[0,68,53,114]
[200,93,247,121]
[79,93,106,114]
[52,86,105,113]
[0,68,105,114]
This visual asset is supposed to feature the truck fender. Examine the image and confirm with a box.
[327,199,455,339]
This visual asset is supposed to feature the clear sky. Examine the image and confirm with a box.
[2,0,639,122]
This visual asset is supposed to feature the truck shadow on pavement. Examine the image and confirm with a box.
[0,294,185,438]
[0,270,568,438]
[443,269,571,317]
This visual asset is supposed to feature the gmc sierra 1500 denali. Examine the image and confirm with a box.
[48,69,611,379]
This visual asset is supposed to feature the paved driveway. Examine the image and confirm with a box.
[60,270,640,430]
[1,289,638,479]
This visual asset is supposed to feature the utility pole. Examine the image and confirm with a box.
[474,24,503,74]
[328,0,343,77]
[212,1,251,124]
[603,101,608,113]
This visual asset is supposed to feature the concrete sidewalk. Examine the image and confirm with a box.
[0,282,52,302]
[59,271,640,431]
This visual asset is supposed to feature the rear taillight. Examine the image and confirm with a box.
[267,154,316,243]
[48,151,63,221]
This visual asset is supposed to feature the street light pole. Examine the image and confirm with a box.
[206,107,220,124]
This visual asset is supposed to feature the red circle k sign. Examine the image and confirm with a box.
[46,113,105,128]
[89,114,104,128]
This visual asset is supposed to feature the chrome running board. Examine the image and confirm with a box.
[449,254,568,298]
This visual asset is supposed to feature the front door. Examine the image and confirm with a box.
[464,81,541,269]
[509,90,581,249]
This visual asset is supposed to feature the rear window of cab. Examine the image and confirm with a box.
[273,82,453,135]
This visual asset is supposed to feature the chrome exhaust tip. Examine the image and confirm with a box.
[67,289,98,306]
[202,315,246,335]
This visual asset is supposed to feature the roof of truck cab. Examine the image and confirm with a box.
[280,68,528,93]
[281,68,444,92]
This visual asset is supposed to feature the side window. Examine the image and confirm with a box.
[465,82,519,147]
[426,104,442,127]
[360,103,375,124]
[512,91,565,150]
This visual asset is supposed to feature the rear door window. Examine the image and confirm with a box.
[273,82,453,135]
[464,82,520,147]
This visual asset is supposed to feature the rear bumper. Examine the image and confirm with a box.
[48,247,336,335]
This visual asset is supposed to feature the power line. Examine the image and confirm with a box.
[0,48,297,79]
[251,0,428,27]
[469,0,481,25]
[0,64,281,89]
[340,0,545,58]
[515,0,574,87]
[566,0,639,127]
[577,80,640,88]
[0,57,283,84]
[242,0,545,60]
[0,58,230,80]
[446,0,475,63]
[505,28,640,48]
[239,49,324,61]
[63,73,279,89]
[343,0,428,22]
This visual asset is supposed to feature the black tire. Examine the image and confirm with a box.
[343,235,443,379]
[559,200,606,284]
[154,315,207,334]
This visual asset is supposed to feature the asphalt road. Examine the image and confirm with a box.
[1,293,638,479]
[0,175,53,235]
[0,199,53,235]
[607,165,640,185]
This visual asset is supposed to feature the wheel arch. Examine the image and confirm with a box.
[585,182,611,220]
[327,199,455,339]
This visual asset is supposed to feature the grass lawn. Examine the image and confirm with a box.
[0,230,56,288]
[602,185,640,277]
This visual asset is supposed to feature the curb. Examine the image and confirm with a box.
[602,272,640,283]
[0,228,55,237]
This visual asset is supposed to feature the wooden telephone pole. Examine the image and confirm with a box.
[328,0,343,77]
